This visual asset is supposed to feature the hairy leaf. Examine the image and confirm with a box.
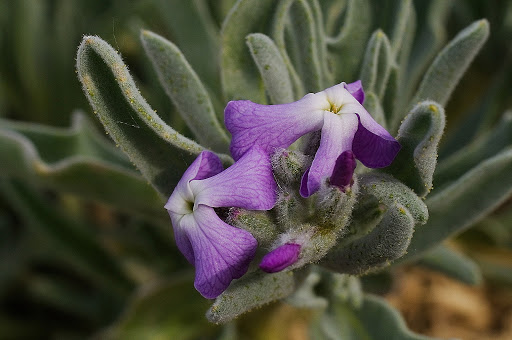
[76,36,231,197]
[412,19,489,107]
[246,33,294,104]
[322,203,415,275]
[383,101,446,197]
[311,294,434,339]
[0,113,164,219]
[221,0,277,102]
[359,30,393,99]
[207,271,296,324]
[417,245,482,285]
[141,30,229,153]
[403,149,512,260]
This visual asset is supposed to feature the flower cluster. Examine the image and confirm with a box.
[165,81,400,298]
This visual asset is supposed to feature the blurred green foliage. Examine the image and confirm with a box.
[0,0,512,339]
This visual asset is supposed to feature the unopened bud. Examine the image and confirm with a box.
[271,148,311,186]
[275,191,307,229]
[315,176,359,231]
[228,208,277,247]
[259,243,301,273]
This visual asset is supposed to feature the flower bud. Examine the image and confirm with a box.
[227,208,277,247]
[314,176,359,231]
[259,243,301,273]
[271,148,311,186]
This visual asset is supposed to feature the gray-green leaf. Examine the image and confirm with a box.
[99,275,215,340]
[76,36,231,197]
[246,33,294,104]
[220,0,277,102]
[359,29,393,99]
[411,19,489,107]
[322,203,415,275]
[310,294,435,340]
[140,30,230,153]
[383,101,446,197]
[416,245,482,285]
[206,270,296,324]
[402,148,512,261]
[0,112,164,220]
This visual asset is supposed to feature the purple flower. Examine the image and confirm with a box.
[225,81,400,197]
[164,147,277,298]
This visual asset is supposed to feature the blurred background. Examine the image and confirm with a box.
[1,0,512,339]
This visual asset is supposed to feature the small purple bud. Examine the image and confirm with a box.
[259,243,301,273]
[330,151,356,190]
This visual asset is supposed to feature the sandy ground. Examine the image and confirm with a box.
[386,267,512,340]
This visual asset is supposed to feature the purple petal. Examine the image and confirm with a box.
[330,150,356,190]
[352,114,401,168]
[300,113,358,197]
[192,146,277,210]
[225,94,325,160]
[259,243,301,273]
[180,205,258,299]
[164,151,224,215]
[181,150,224,182]
[168,211,195,264]
[344,80,365,104]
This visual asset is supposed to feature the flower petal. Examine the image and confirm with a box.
[259,243,301,273]
[186,205,257,299]
[225,94,326,160]
[164,151,224,214]
[344,80,365,104]
[330,150,356,190]
[168,212,195,264]
[192,146,277,210]
[300,113,358,197]
[352,114,401,168]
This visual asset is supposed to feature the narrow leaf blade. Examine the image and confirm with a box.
[141,30,229,153]
[412,19,490,106]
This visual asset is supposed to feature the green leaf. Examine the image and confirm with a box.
[308,0,331,85]
[140,30,230,153]
[412,19,489,107]
[402,148,512,261]
[271,0,306,98]
[100,275,216,340]
[76,36,232,197]
[322,203,415,275]
[246,33,294,104]
[207,270,296,324]
[363,91,387,129]
[220,0,278,102]
[439,58,512,159]
[416,245,482,285]
[435,111,512,189]
[326,0,372,82]
[382,64,399,131]
[287,0,325,92]
[13,0,49,122]
[359,30,393,99]
[311,294,434,340]
[154,0,220,91]
[383,101,446,197]
[389,0,414,55]
[0,179,133,295]
[405,0,452,100]
[356,172,429,226]
[0,112,165,220]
